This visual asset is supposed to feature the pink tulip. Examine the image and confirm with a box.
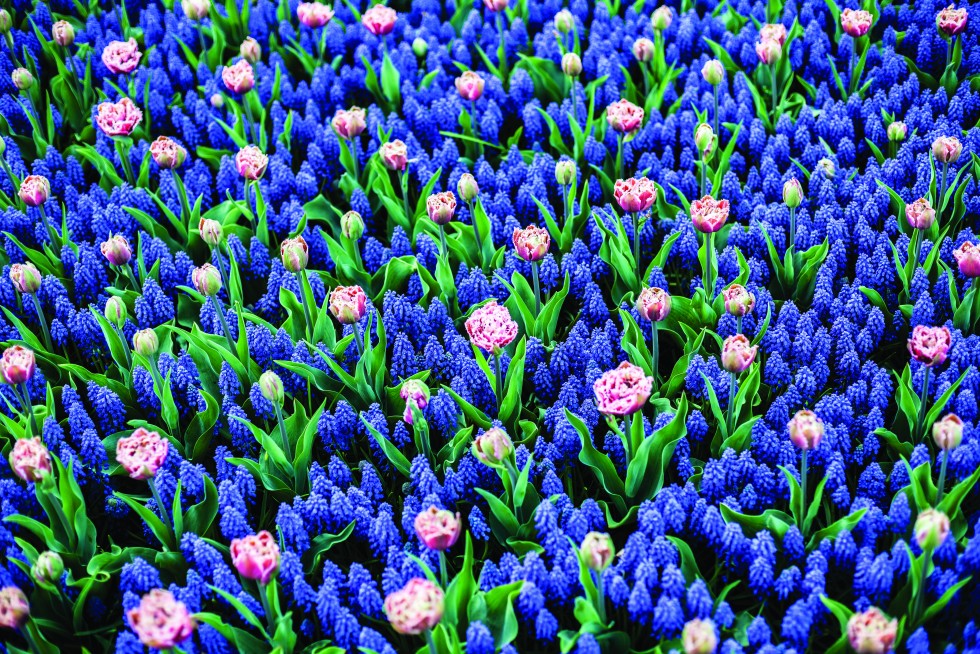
[755,37,781,65]
[127,590,196,649]
[690,195,730,233]
[96,97,143,137]
[512,225,550,262]
[101,234,133,266]
[150,136,187,169]
[400,379,431,424]
[297,2,334,28]
[636,287,671,322]
[723,284,755,317]
[455,70,485,101]
[280,236,309,272]
[9,437,51,483]
[52,21,74,47]
[465,301,518,354]
[472,427,514,466]
[235,145,268,180]
[9,263,41,294]
[580,532,614,571]
[230,530,281,584]
[414,506,461,551]
[1,346,35,385]
[116,428,168,480]
[0,586,29,629]
[651,6,672,31]
[384,578,444,635]
[606,99,644,133]
[682,618,718,654]
[593,361,654,416]
[721,334,757,373]
[101,38,142,74]
[18,175,50,207]
[933,413,963,450]
[361,4,396,35]
[380,140,408,171]
[759,23,787,45]
[633,37,654,63]
[905,197,936,230]
[841,8,873,37]
[847,607,897,654]
[907,325,951,367]
[331,107,366,140]
[483,0,509,10]
[915,508,950,551]
[426,192,457,225]
[937,5,968,36]
[701,59,724,85]
[788,409,824,450]
[614,177,657,213]
[329,285,367,324]
[932,136,962,163]
[954,241,980,277]
[222,59,254,94]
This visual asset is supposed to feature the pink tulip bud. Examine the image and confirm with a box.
[132,329,159,357]
[580,532,615,571]
[455,70,485,101]
[426,191,457,225]
[512,225,551,262]
[259,370,284,404]
[905,197,936,230]
[18,174,50,207]
[933,413,963,450]
[11,67,33,91]
[561,52,582,76]
[953,241,980,277]
[915,508,950,550]
[240,37,261,63]
[401,379,431,424]
[341,211,364,240]
[721,334,758,373]
[102,38,142,74]
[230,530,281,585]
[783,177,803,208]
[701,59,724,85]
[614,177,657,214]
[788,409,824,450]
[31,551,64,585]
[760,23,787,45]
[380,140,408,171]
[9,437,51,483]
[841,8,873,37]
[887,121,907,142]
[96,97,143,137]
[101,234,133,266]
[414,506,461,551]
[847,607,897,654]
[199,218,223,247]
[361,4,396,35]
[637,287,671,322]
[465,301,518,354]
[210,93,224,108]
[181,0,211,20]
[149,136,187,169]
[116,428,168,480]
[457,173,479,202]
[297,2,334,28]
[593,361,654,416]
[235,145,268,180]
[932,136,962,163]
[329,285,367,325]
[127,589,196,649]
[9,262,41,294]
[483,0,508,10]
[52,20,75,47]
[384,578,444,635]
[473,427,514,466]
[755,38,782,65]
[192,264,222,296]
[723,284,755,317]
[1,346,35,385]
[633,37,654,62]
[0,586,29,629]
[280,236,309,273]
[682,618,718,654]
[105,296,127,329]
[554,9,573,33]
[690,195,730,233]
[937,5,968,36]
[222,59,254,94]
[331,106,366,140]
[606,99,644,133]
[651,5,672,30]
[907,324,951,367]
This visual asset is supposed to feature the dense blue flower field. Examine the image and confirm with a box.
[1,0,980,651]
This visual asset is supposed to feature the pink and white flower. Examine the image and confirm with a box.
[127,590,196,649]
[465,302,518,354]
[96,97,143,137]
[116,428,168,480]
[230,530,281,585]
[593,361,654,416]
[101,38,142,74]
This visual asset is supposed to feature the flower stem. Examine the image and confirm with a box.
[18,382,38,438]
[438,551,448,589]
[561,183,570,227]
[916,367,932,443]
[595,572,607,624]
[350,138,360,182]
[531,261,541,316]
[789,205,796,253]
[424,629,438,654]
[469,200,484,268]
[939,161,949,223]
[213,298,237,353]
[712,85,719,137]
[149,477,173,537]
[242,93,258,144]
[770,64,777,124]
[912,547,933,625]
[936,448,949,504]
[494,351,503,417]
[197,24,208,62]
[799,449,808,533]
[37,203,60,249]
[651,320,659,388]
[439,224,450,260]
[633,211,641,291]
[353,321,364,357]
[273,400,292,461]
[726,371,736,435]
[114,324,133,369]
[298,270,314,342]
[616,133,624,180]
[736,315,743,335]
[29,294,53,352]
[705,231,715,300]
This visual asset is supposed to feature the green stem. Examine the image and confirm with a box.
[606,416,631,460]
[353,321,364,357]
[569,76,578,124]
[149,477,173,539]
[616,133,624,180]
[633,211,641,291]
[651,320,659,388]
[439,224,450,260]
[936,448,949,504]
[946,37,953,70]
[30,294,53,353]
[424,629,438,654]
[503,457,523,523]
[400,168,411,226]
[726,371,736,435]
[38,202,60,249]
[243,179,253,226]
[712,85,719,137]
[273,401,292,461]
[800,449,808,533]
[561,183,570,226]
[213,298,237,353]
[116,139,135,186]
[705,231,715,300]
[257,581,275,630]
[770,64,777,124]
[595,572,607,624]
[912,547,934,625]
[350,138,360,183]
[496,12,508,88]
[531,261,541,316]
[470,200,484,267]
[736,315,743,335]
[18,382,38,439]
[939,161,949,223]
[298,270,314,342]
[916,367,932,443]
[242,93,258,144]
[470,99,479,138]
[789,205,796,253]
[848,46,855,95]
[438,551,448,589]
[197,24,207,62]
[212,245,229,290]
[494,351,503,417]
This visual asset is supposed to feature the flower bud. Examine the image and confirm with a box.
[331,107,367,141]
[936,5,968,37]
[9,262,41,295]
[32,552,64,585]
[192,264,222,297]
[280,236,309,273]
[847,607,897,654]
[101,234,133,266]
[816,158,835,178]
[633,37,654,63]
[412,37,428,57]
[414,506,461,551]
[755,38,782,65]
[682,618,718,654]
[637,287,671,322]
[1,346,35,385]
[149,136,187,169]
[651,5,672,31]
[240,37,261,64]
[472,427,513,466]
[210,93,224,108]
[9,436,50,482]
[908,324,951,367]
[580,532,614,571]
[259,370,284,404]
[0,586,29,629]
[181,0,211,20]
[0,9,12,35]
[329,285,367,324]
[379,140,408,171]
[132,329,159,357]
[840,8,873,38]
[199,218,223,247]
[932,136,962,164]
[18,175,50,207]
[230,530,281,585]
[701,59,724,85]
[788,409,823,450]
[116,428,168,480]
[483,0,508,11]
[457,173,479,202]
[554,9,573,33]
[783,177,803,208]
[105,296,127,328]
[721,334,758,373]
[694,123,714,153]
[400,379,431,424]
[933,413,963,450]
[455,70,485,102]
[555,159,576,186]
[341,211,364,240]
[914,508,950,551]
[723,284,755,317]
[361,4,397,34]
[384,579,444,635]
[887,121,907,143]
[561,52,582,77]
[426,192,457,226]
[11,68,33,91]
[954,241,980,277]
